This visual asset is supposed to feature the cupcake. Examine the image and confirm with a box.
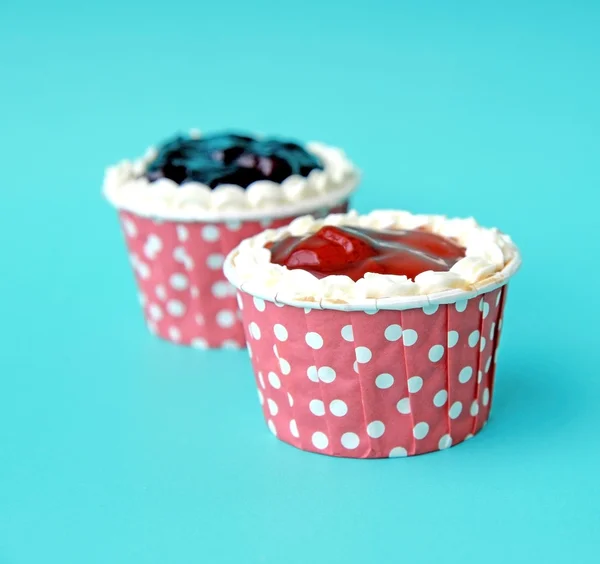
[223,210,521,457]
[103,130,359,348]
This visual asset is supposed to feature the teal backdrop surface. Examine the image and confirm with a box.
[1,1,598,562]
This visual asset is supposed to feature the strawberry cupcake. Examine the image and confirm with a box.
[223,210,521,458]
[103,130,359,348]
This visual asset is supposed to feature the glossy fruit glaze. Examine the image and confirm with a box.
[267,225,466,281]
[145,132,323,188]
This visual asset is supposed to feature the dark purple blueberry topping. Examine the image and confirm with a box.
[145,132,323,189]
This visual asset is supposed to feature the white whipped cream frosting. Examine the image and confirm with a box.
[103,130,359,222]
[223,210,521,311]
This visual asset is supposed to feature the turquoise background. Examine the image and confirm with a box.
[1,1,598,562]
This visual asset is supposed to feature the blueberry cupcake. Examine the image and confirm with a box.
[224,210,521,457]
[103,130,359,347]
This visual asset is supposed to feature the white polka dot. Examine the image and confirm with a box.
[257,372,265,389]
[137,262,150,279]
[143,234,163,260]
[329,399,348,417]
[268,371,281,389]
[458,366,473,384]
[146,320,157,334]
[433,389,448,407]
[253,297,266,312]
[222,340,240,349]
[485,356,492,373]
[496,291,502,306]
[317,366,336,383]
[305,332,324,349]
[167,300,185,317]
[490,322,496,340]
[478,370,483,383]
[455,299,468,312]
[468,330,480,347]
[341,432,359,450]
[304,308,311,314]
[355,346,372,363]
[341,325,354,342]
[290,420,299,437]
[201,225,219,242]
[168,326,181,341]
[482,301,490,319]
[367,421,385,438]
[260,218,273,229]
[249,322,261,340]
[247,343,252,358]
[384,324,402,341]
[273,344,279,358]
[413,422,429,440]
[402,329,418,346]
[375,373,394,389]
[407,376,423,393]
[312,431,329,450]
[267,398,278,416]
[470,401,480,416]
[191,286,199,298]
[212,281,231,298]
[448,330,459,348]
[267,420,277,436]
[207,253,225,270]
[483,388,490,406]
[389,446,408,458]
[139,293,147,306]
[226,220,242,231]
[155,285,167,301]
[428,345,444,362]
[309,399,325,416]
[217,310,235,328]
[257,390,264,405]
[149,303,163,321]
[191,338,208,349]
[423,303,439,315]
[176,225,189,242]
[499,318,503,331]
[438,434,452,450]
[353,361,359,373]
[480,337,487,352]
[173,247,193,270]
[279,358,291,375]
[307,366,318,382]
[364,308,378,315]
[396,397,411,414]
[287,393,294,407]
[195,314,205,325]
[274,324,288,341]
[123,218,137,237]
[449,401,463,419]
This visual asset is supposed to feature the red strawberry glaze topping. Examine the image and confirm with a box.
[266,225,466,281]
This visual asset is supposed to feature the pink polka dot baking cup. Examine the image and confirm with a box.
[118,203,348,348]
[238,287,510,457]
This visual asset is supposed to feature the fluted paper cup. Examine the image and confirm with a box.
[228,269,517,457]
[119,202,348,348]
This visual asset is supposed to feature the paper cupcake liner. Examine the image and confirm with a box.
[118,201,349,348]
[238,285,509,457]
